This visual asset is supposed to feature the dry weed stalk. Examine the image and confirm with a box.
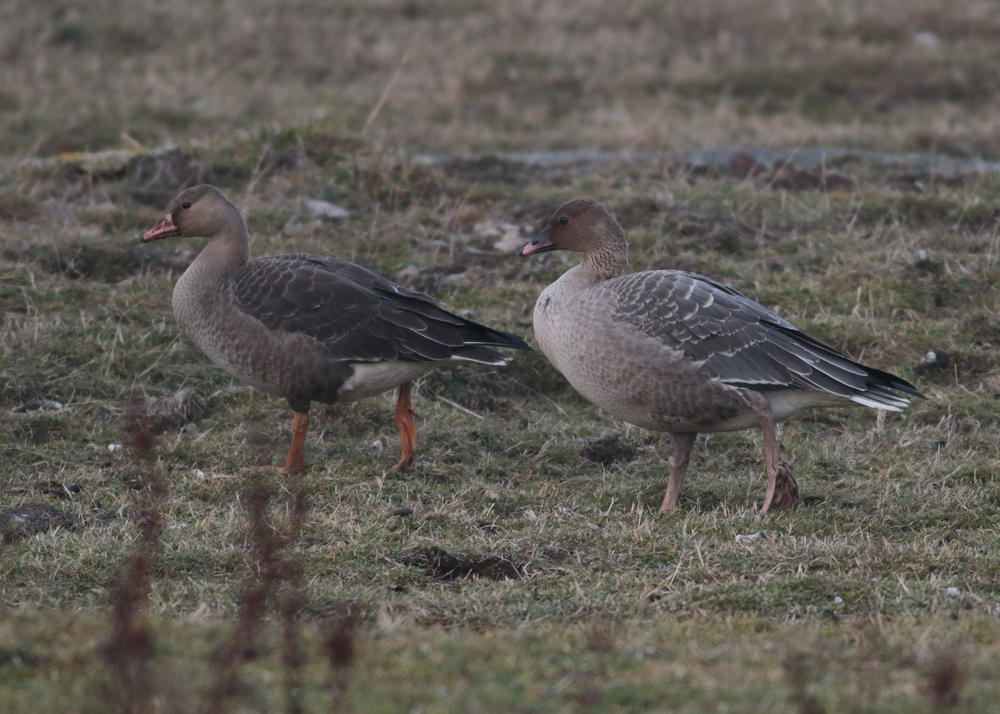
[103,412,166,714]
[323,606,360,713]
[281,472,310,714]
[202,466,314,714]
[925,648,966,713]
[202,473,283,714]
[782,650,826,714]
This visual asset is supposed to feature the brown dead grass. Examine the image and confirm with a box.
[3,0,1000,157]
[3,1,1000,711]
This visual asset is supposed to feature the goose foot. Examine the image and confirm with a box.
[749,393,800,514]
[762,452,798,512]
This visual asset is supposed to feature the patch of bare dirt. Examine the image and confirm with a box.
[0,502,75,543]
[579,434,638,467]
[403,547,524,581]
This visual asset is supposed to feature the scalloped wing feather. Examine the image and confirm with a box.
[229,253,528,364]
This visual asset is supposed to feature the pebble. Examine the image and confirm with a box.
[299,197,349,219]
[917,351,950,371]
[13,399,63,413]
[392,506,414,517]
[108,444,123,452]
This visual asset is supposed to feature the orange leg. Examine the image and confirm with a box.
[393,382,418,471]
[279,411,310,473]
[748,393,799,514]
[660,432,697,512]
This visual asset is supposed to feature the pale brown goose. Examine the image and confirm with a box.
[521,198,923,514]
[142,185,529,471]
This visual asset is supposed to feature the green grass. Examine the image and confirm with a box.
[4,1,1000,711]
[3,135,1000,711]
[2,612,996,713]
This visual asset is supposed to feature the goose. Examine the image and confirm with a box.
[142,185,530,471]
[520,198,922,513]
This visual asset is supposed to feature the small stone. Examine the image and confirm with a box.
[108,443,123,452]
[392,506,414,517]
[916,350,950,374]
[833,596,844,604]
[943,586,961,598]
[299,197,349,220]
[13,399,63,413]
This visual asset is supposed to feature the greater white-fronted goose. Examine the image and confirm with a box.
[521,198,923,514]
[142,185,529,471]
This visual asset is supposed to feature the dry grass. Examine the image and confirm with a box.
[4,0,1000,156]
[3,1,1000,711]
[3,136,1000,710]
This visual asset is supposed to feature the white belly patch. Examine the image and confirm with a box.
[337,360,449,402]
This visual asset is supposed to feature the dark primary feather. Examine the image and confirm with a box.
[230,253,530,363]
[610,270,922,405]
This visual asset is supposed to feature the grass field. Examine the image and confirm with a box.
[3,1,1000,712]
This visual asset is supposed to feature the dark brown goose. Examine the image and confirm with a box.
[142,185,529,471]
[521,198,923,514]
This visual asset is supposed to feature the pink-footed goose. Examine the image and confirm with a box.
[142,185,529,471]
[521,198,923,514]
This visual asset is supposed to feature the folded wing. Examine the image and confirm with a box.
[610,271,922,410]
[230,254,530,365]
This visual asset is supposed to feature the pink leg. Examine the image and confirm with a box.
[393,382,417,471]
[660,432,697,512]
[748,393,799,514]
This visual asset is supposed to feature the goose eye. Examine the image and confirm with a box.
[558,215,569,226]
[181,201,192,209]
